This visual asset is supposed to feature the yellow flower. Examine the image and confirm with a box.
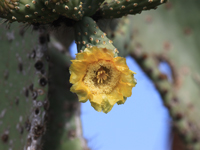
[70,47,136,113]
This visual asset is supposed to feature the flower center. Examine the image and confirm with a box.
[83,60,121,94]
[96,68,109,84]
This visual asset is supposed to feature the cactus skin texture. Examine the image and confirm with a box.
[0,0,59,24]
[42,47,89,150]
[42,0,84,21]
[42,0,104,21]
[99,0,168,19]
[0,21,89,150]
[106,0,200,149]
[74,16,116,53]
[0,21,48,150]
[0,0,167,23]
[0,0,170,149]
[99,17,132,57]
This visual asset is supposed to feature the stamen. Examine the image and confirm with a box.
[97,68,109,84]
[83,60,120,94]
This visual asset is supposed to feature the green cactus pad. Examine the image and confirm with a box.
[82,0,104,17]
[0,22,49,150]
[42,47,89,150]
[98,0,167,19]
[42,0,83,21]
[100,17,132,57]
[0,0,59,24]
[42,0,105,21]
[125,0,200,149]
[74,16,117,55]
[99,0,200,149]
[0,21,89,150]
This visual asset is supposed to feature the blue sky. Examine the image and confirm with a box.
[70,42,171,150]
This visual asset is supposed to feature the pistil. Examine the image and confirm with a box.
[97,68,109,84]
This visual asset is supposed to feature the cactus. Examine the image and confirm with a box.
[0,0,59,24]
[42,0,105,21]
[74,16,116,53]
[42,0,84,21]
[0,0,167,23]
[105,0,200,149]
[99,17,132,57]
[0,22,89,150]
[0,0,172,150]
[42,47,89,150]
[98,0,167,19]
[0,22,48,150]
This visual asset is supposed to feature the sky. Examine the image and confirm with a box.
[70,42,172,150]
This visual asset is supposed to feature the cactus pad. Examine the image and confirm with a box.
[0,0,59,24]
[126,0,200,149]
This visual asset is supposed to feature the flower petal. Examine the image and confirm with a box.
[118,80,134,97]
[70,81,89,102]
[69,46,136,113]
[101,98,114,113]
[69,60,87,84]
[107,87,124,105]
[77,51,99,62]
[90,94,114,113]
[120,70,136,86]
[113,57,130,73]
[85,47,114,61]
[117,97,127,105]
[90,94,104,112]
[76,52,87,60]
[91,102,102,112]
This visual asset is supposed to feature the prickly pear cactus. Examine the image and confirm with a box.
[0,0,59,24]
[74,16,116,52]
[0,0,169,149]
[0,22,89,150]
[107,0,200,149]
[99,0,167,19]
[0,0,167,23]
[99,17,133,57]
[0,22,48,150]
[42,47,89,150]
